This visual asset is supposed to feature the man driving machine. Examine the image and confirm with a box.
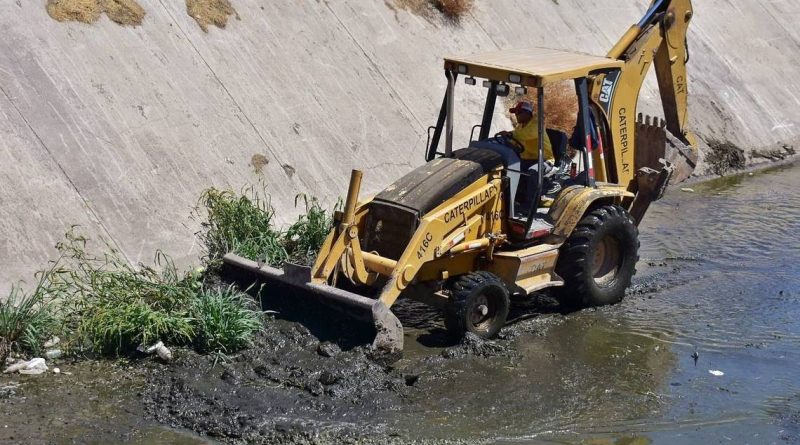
[499,100,554,209]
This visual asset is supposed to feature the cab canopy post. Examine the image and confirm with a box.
[524,87,546,230]
[426,92,448,161]
[575,77,596,187]
[445,69,456,157]
[478,81,498,141]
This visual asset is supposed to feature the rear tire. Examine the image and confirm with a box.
[555,205,639,307]
[444,271,510,339]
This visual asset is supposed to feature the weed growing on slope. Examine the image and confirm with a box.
[53,233,199,354]
[432,0,473,20]
[391,0,472,23]
[197,187,285,268]
[197,188,335,268]
[20,230,264,357]
[186,0,239,33]
[46,0,145,27]
[0,274,58,364]
[282,195,336,266]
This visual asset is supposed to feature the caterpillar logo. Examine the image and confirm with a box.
[599,78,614,103]
[443,187,496,223]
[597,70,620,113]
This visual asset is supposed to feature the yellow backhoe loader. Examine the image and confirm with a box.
[223,0,698,358]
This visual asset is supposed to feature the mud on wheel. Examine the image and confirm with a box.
[555,204,639,307]
[444,271,510,339]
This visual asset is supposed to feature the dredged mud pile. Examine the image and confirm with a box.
[144,316,419,444]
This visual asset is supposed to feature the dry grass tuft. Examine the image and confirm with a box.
[250,154,269,174]
[46,0,144,26]
[507,81,578,133]
[186,0,240,33]
[391,0,472,23]
[46,0,102,23]
[103,0,145,26]
[432,0,473,20]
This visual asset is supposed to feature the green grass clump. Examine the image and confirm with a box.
[197,187,285,267]
[25,230,264,357]
[54,233,198,354]
[5,184,337,361]
[282,195,334,266]
[192,284,262,353]
[197,188,335,268]
[0,274,57,363]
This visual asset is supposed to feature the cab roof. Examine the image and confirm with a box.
[444,47,624,87]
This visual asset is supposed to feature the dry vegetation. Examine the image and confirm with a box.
[507,81,578,133]
[186,0,240,33]
[433,0,474,20]
[46,0,145,27]
[392,0,473,22]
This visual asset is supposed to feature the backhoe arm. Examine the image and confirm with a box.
[596,0,697,188]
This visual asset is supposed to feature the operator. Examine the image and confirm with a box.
[498,100,554,208]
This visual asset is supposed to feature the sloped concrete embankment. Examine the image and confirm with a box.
[2,0,799,290]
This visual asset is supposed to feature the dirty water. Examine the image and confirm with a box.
[1,162,798,444]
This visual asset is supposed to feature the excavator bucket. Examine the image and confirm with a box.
[221,253,404,358]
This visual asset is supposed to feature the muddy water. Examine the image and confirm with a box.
[388,162,800,444]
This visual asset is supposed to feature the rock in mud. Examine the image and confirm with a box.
[317,341,340,358]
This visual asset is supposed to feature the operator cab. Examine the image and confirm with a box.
[425,48,623,242]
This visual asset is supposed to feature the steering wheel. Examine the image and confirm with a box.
[494,132,525,154]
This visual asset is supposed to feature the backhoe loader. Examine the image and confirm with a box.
[223,0,699,358]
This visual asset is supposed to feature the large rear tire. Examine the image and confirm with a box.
[555,205,639,307]
[444,271,510,339]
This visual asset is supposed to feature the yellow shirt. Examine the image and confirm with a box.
[512,120,553,161]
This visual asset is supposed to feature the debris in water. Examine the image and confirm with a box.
[681,187,695,193]
[709,369,724,377]
[706,139,746,176]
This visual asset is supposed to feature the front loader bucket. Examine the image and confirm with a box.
[222,253,404,358]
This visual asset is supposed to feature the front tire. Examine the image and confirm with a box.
[444,271,510,339]
[555,205,639,307]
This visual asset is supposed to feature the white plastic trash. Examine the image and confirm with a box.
[155,344,172,361]
[4,358,48,375]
